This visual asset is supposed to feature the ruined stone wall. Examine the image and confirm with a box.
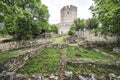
[0,44,120,80]
[57,23,72,34]
[0,44,68,72]
[77,29,117,42]
[0,38,50,52]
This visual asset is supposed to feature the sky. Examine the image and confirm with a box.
[42,0,94,24]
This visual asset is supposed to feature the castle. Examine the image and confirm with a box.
[57,5,77,34]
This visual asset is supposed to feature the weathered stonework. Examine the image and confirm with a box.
[57,5,77,34]
[0,44,68,72]
[0,38,50,52]
[0,44,120,80]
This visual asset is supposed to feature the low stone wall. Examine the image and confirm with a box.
[0,70,120,80]
[0,38,50,51]
[67,60,120,68]
[78,41,120,49]
[0,44,68,72]
[0,44,120,80]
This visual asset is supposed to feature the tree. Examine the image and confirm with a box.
[47,24,57,33]
[90,0,120,36]
[73,18,86,31]
[68,18,86,36]
[0,0,49,40]
[86,18,99,30]
[68,27,75,36]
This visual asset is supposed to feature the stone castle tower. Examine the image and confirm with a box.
[61,5,77,23]
[57,5,77,34]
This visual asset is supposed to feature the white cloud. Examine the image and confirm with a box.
[42,0,94,24]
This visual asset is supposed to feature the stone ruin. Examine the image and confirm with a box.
[57,5,77,34]
[0,44,120,80]
[0,38,50,52]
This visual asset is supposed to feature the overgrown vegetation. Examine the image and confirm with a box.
[66,64,120,76]
[90,0,120,36]
[18,48,61,74]
[17,46,120,74]
[0,52,24,62]
[66,46,113,61]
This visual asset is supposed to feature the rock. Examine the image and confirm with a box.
[113,47,120,53]
[15,73,24,79]
[109,73,117,79]
[117,76,120,79]
[0,63,7,73]
[79,75,86,80]
[64,71,72,78]
[2,71,16,80]
[49,74,55,78]
[32,73,42,80]
[90,74,97,80]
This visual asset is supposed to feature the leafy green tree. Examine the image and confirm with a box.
[90,0,120,36]
[73,18,86,31]
[68,27,75,36]
[86,18,99,30]
[47,24,57,33]
[68,18,86,36]
[0,0,49,40]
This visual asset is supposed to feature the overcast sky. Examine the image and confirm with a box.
[42,0,94,24]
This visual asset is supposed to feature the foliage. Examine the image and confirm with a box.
[86,18,99,30]
[47,24,57,33]
[0,52,24,62]
[72,18,86,31]
[68,18,86,36]
[66,46,113,61]
[18,48,60,74]
[68,27,75,36]
[90,0,120,36]
[66,64,120,76]
[0,0,49,40]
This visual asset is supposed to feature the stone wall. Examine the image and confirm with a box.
[57,22,72,34]
[0,44,120,80]
[0,44,68,72]
[78,41,120,49]
[77,29,117,42]
[0,38,50,52]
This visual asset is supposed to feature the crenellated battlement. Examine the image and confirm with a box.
[61,5,77,23]
[62,5,77,11]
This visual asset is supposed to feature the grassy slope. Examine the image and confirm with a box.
[18,48,61,74]
[0,52,24,62]
[18,46,119,74]
[66,46,112,62]
[97,47,120,60]
[51,36,67,44]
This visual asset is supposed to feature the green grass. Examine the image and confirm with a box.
[17,46,119,74]
[66,64,120,76]
[0,45,39,62]
[51,36,67,44]
[0,52,24,62]
[66,46,112,61]
[97,47,120,60]
[18,48,61,74]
